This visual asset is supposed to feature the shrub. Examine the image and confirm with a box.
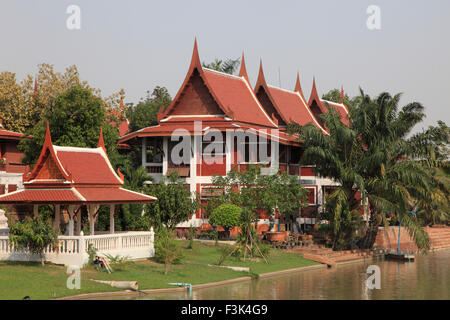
[104,254,133,271]
[155,227,184,274]
[209,203,241,239]
[9,216,58,266]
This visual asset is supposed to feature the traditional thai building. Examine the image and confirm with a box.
[0,119,29,195]
[118,40,353,233]
[0,123,156,266]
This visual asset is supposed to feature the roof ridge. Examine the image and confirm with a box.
[53,145,102,153]
[203,67,242,80]
[267,84,297,95]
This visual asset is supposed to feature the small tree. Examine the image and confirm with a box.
[154,227,184,275]
[207,166,307,262]
[9,217,58,266]
[209,204,241,239]
[146,172,198,230]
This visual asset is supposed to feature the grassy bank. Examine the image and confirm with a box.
[0,241,317,300]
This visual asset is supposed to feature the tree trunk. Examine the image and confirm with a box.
[359,208,381,249]
[40,253,45,267]
[164,255,169,275]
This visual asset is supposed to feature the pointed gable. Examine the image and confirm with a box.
[161,40,276,128]
[24,123,123,186]
[169,69,224,116]
[253,60,286,126]
[25,121,71,183]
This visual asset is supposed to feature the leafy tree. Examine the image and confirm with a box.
[128,86,172,132]
[19,85,120,167]
[0,63,124,133]
[208,166,307,226]
[207,166,307,260]
[209,203,241,239]
[146,172,198,230]
[202,58,240,75]
[0,71,34,132]
[154,226,184,275]
[9,216,58,266]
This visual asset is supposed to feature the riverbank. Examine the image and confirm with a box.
[0,241,318,300]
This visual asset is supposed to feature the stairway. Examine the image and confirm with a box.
[425,227,450,250]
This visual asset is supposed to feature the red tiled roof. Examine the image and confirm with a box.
[320,99,350,126]
[54,146,123,185]
[159,40,276,130]
[1,122,157,204]
[267,86,328,134]
[0,187,156,204]
[75,187,156,203]
[0,129,25,139]
[0,188,80,203]
[202,69,276,128]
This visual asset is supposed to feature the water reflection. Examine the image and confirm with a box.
[100,250,450,300]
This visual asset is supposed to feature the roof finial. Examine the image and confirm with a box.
[119,97,124,109]
[189,37,202,71]
[255,59,267,88]
[294,71,306,101]
[239,52,250,84]
[44,120,52,145]
[98,126,106,152]
[340,86,345,103]
[308,76,321,106]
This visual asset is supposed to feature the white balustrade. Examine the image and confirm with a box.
[0,231,154,266]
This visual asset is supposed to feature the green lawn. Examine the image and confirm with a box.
[0,241,317,300]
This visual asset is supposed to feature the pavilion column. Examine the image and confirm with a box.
[68,205,75,236]
[109,204,115,234]
[53,204,61,233]
[88,205,95,236]
[88,205,99,236]
[76,209,82,235]
[33,205,39,219]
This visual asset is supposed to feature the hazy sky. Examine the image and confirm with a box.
[1,0,449,132]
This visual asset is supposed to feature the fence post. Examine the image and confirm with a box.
[149,227,155,256]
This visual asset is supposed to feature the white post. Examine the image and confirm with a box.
[88,205,95,236]
[53,204,61,233]
[149,226,155,256]
[162,136,168,175]
[68,205,75,236]
[226,132,232,173]
[150,226,155,241]
[142,137,147,167]
[109,204,115,234]
[33,205,39,219]
[270,132,279,173]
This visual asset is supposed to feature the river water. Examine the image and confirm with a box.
[105,249,450,300]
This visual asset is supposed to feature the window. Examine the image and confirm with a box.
[168,139,190,167]
[236,135,271,164]
[145,138,163,163]
[200,186,224,200]
[289,147,302,164]
[202,132,225,156]
[279,144,288,163]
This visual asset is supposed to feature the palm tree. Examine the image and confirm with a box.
[352,91,433,249]
[289,90,442,251]
[202,58,240,75]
